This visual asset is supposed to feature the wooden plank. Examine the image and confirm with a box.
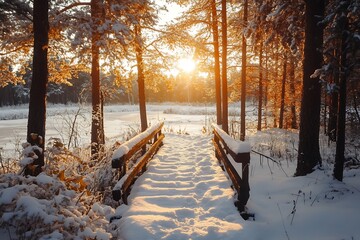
[121,134,165,204]
[213,130,250,164]
[213,139,242,194]
[212,128,250,209]
[112,122,164,169]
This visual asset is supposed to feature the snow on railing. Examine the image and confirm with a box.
[112,122,164,204]
[112,122,164,162]
[212,124,251,155]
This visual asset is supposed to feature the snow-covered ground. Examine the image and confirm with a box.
[112,134,245,240]
[0,103,359,240]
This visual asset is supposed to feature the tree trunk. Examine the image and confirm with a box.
[289,56,297,129]
[273,45,279,128]
[279,55,287,129]
[26,0,49,176]
[221,0,228,133]
[91,0,105,159]
[135,24,148,132]
[323,86,327,134]
[211,0,222,125]
[240,0,248,141]
[257,41,263,131]
[264,50,269,128]
[295,0,325,176]
[333,16,348,182]
[328,48,339,142]
[353,91,360,124]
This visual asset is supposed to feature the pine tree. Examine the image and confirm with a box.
[26,0,49,175]
[211,0,222,125]
[295,0,325,176]
[221,0,228,133]
[135,24,148,132]
[240,0,248,140]
[90,0,105,159]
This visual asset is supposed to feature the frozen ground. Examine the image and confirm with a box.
[0,103,360,240]
[0,103,212,157]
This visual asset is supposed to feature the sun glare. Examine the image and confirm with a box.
[177,57,196,73]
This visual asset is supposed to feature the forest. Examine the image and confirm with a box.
[0,0,360,239]
[0,0,359,175]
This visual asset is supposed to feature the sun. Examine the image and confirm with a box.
[177,57,196,73]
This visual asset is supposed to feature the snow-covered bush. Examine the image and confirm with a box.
[0,173,113,240]
[0,147,19,174]
[0,135,121,239]
[248,129,298,163]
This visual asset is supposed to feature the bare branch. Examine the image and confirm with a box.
[57,2,91,15]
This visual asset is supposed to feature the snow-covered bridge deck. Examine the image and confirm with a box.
[113,133,245,240]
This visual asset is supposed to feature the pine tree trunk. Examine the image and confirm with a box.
[211,0,222,125]
[26,0,49,175]
[221,0,228,133]
[353,92,360,124]
[135,25,148,132]
[91,0,105,159]
[264,50,269,128]
[328,49,339,142]
[257,41,263,131]
[279,56,287,129]
[295,0,325,176]
[322,86,327,134]
[333,16,348,182]
[289,56,297,129]
[240,0,248,140]
[273,45,279,128]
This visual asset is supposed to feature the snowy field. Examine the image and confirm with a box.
[0,103,360,240]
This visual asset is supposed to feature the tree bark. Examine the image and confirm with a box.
[279,56,287,129]
[211,0,222,125]
[257,41,263,131]
[289,56,297,129]
[264,50,269,128]
[353,91,360,124]
[295,0,325,176]
[333,16,348,182]
[91,0,105,159]
[221,0,228,133]
[328,48,340,142]
[135,24,148,132]
[26,0,49,175]
[240,0,248,141]
[273,43,279,128]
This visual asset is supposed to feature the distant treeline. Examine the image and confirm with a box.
[0,71,219,107]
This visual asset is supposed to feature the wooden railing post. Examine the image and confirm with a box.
[238,159,250,211]
[214,132,220,160]
[212,124,251,217]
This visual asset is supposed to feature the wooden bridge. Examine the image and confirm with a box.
[110,122,251,239]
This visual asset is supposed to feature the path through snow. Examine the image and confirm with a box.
[113,133,245,240]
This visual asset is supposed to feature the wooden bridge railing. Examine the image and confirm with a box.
[112,122,165,204]
[212,124,251,215]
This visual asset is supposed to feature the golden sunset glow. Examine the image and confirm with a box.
[177,57,196,73]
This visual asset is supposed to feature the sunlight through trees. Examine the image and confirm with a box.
[0,0,359,179]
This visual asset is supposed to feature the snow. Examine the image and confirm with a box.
[112,122,163,161]
[15,195,58,224]
[39,230,63,240]
[36,173,56,185]
[0,185,24,205]
[111,134,245,240]
[212,123,251,153]
[19,156,34,167]
[0,103,360,240]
